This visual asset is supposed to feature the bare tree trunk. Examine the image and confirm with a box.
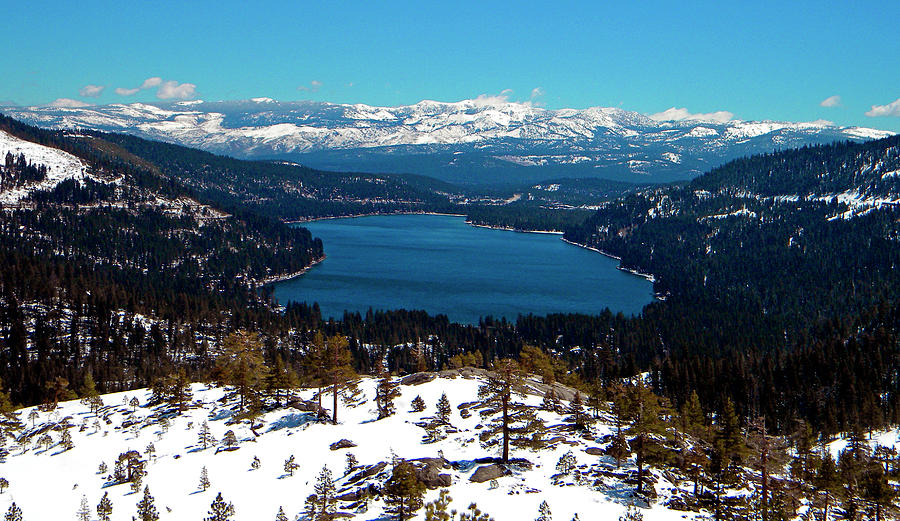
[332,379,339,424]
[636,433,644,495]
[761,442,769,521]
[502,393,509,463]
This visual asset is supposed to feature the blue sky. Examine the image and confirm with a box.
[2,0,899,131]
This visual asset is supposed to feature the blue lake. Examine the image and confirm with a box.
[272,214,654,324]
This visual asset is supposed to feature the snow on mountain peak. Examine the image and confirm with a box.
[3,99,895,184]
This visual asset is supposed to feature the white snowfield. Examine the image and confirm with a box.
[0,375,704,521]
[0,130,88,205]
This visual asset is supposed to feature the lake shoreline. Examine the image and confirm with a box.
[560,238,657,283]
[283,211,466,224]
[466,222,565,235]
[260,255,325,284]
[287,211,567,235]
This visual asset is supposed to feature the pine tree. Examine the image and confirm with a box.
[205,492,235,521]
[555,451,577,475]
[541,388,562,413]
[129,396,140,412]
[565,393,591,431]
[96,491,113,521]
[424,489,454,521]
[199,465,210,491]
[275,506,288,521]
[76,495,90,521]
[679,390,705,438]
[322,334,354,424]
[586,381,605,418]
[477,358,532,463]
[424,491,496,521]
[519,344,555,383]
[862,463,895,521]
[345,452,358,475]
[222,430,238,447]
[0,378,16,422]
[746,418,788,521]
[717,398,747,472]
[682,445,709,497]
[36,434,52,451]
[436,393,452,425]
[284,455,299,476]
[313,465,336,519]
[618,504,644,521]
[216,330,268,417]
[303,332,329,417]
[605,430,630,468]
[150,369,192,412]
[266,355,299,406]
[814,450,839,521]
[60,428,74,450]
[384,460,426,521]
[4,502,22,521]
[198,420,216,449]
[535,500,552,521]
[0,478,8,493]
[79,373,100,406]
[376,366,400,420]
[410,395,426,413]
[625,382,668,497]
[135,486,159,521]
[251,455,261,470]
[459,502,494,521]
[131,471,144,494]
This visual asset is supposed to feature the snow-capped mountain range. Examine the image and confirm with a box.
[3,98,894,184]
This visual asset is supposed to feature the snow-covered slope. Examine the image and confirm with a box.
[5,100,893,184]
[0,129,89,204]
[1,374,703,521]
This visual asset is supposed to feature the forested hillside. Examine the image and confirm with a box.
[0,118,323,405]
[563,135,900,434]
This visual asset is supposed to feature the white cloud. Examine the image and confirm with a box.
[649,107,734,123]
[140,77,162,89]
[819,95,841,107]
[472,93,514,106]
[115,87,140,96]
[297,80,322,93]
[47,98,91,108]
[114,77,169,97]
[156,80,197,100]
[78,85,104,98]
[530,87,545,99]
[865,98,900,117]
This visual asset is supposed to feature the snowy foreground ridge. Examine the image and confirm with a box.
[1,373,704,521]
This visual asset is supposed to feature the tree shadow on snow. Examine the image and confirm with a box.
[266,412,316,432]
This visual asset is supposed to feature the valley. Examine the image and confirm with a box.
[0,114,899,520]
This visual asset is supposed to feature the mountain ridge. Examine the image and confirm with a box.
[5,99,893,185]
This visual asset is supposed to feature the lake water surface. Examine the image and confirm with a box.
[272,214,653,324]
